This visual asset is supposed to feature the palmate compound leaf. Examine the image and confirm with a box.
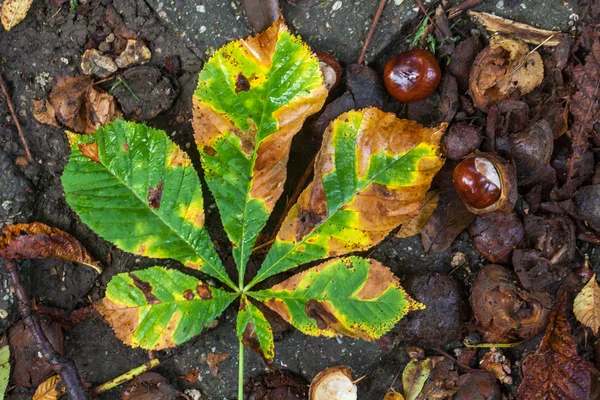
[251,256,424,340]
[97,267,236,350]
[236,298,275,367]
[249,108,446,288]
[61,120,236,290]
[192,18,327,284]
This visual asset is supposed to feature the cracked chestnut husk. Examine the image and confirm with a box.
[315,51,341,91]
[468,211,524,264]
[452,153,517,214]
[471,264,552,342]
[309,366,357,400]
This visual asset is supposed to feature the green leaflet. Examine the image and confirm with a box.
[252,256,424,340]
[236,298,274,366]
[249,108,446,287]
[192,19,327,285]
[61,120,235,290]
[0,344,9,398]
[97,267,236,350]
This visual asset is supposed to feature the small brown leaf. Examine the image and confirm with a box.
[80,49,118,78]
[206,352,229,377]
[574,273,600,335]
[33,375,64,400]
[1,0,33,31]
[178,367,200,383]
[516,295,591,399]
[396,191,439,239]
[32,99,59,128]
[0,222,102,274]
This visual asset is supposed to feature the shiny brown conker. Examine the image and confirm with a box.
[383,49,441,103]
[452,156,501,210]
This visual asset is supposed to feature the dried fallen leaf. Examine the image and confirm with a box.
[1,0,33,31]
[48,76,121,134]
[206,352,229,377]
[32,99,59,128]
[80,49,118,78]
[0,222,102,274]
[384,392,404,400]
[114,40,151,69]
[396,191,439,239]
[178,367,200,383]
[480,348,512,385]
[574,273,600,335]
[516,295,591,399]
[469,36,544,112]
[402,358,431,400]
[33,375,64,400]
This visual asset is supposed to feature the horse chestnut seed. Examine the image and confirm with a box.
[453,156,502,210]
[383,49,441,103]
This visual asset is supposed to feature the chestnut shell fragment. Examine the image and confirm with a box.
[471,265,552,342]
[468,211,524,264]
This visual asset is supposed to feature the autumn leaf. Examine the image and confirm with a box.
[252,256,424,340]
[192,18,327,281]
[384,392,404,400]
[33,375,64,400]
[396,191,439,239]
[0,222,102,274]
[516,295,591,399]
[32,99,59,128]
[96,267,236,350]
[237,299,275,368]
[1,0,32,31]
[62,120,235,289]
[250,108,446,286]
[403,358,431,400]
[573,273,600,334]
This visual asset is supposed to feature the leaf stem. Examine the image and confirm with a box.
[238,336,245,399]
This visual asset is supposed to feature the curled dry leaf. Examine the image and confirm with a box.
[516,296,591,399]
[48,76,121,134]
[207,352,229,377]
[573,274,600,335]
[33,375,64,400]
[81,49,118,78]
[0,222,102,274]
[309,366,357,400]
[469,36,544,112]
[396,191,439,239]
[1,0,33,31]
[32,99,59,128]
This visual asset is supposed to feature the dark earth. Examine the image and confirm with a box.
[1,0,599,399]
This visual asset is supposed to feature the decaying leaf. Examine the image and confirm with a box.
[469,35,544,112]
[1,0,33,31]
[96,267,235,350]
[396,191,439,239]
[253,256,424,340]
[415,356,459,399]
[33,375,64,400]
[384,392,404,400]
[80,49,118,78]
[480,348,512,385]
[244,370,308,399]
[251,108,446,285]
[573,274,600,334]
[192,18,327,277]
[237,299,274,368]
[48,76,121,134]
[0,222,102,274]
[114,40,152,69]
[516,296,591,399]
[62,120,235,288]
[0,339,9,398]
[402,358,431,400]
[32,99,59,128]
[207,352,229,377]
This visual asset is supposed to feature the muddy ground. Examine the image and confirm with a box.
[0,0,599,399]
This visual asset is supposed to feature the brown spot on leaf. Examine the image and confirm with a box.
[78,142,100,163]
[147,181,164,209]
[129,273,160,305]
[242,321,274,370]
[235,73,251,93]
[203,145,216,156]
[305,300,339,330]
[183,289,194,301]
[196,282,212,299]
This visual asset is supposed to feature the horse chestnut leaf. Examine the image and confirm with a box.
[383,49,441,103]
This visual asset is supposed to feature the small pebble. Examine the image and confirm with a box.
[332,0,342,11]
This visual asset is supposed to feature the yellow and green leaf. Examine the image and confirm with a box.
[192,19,327,284]
[97,267,236,350]
[249,108,446,287]
[251,256,424,340]
[236,298,275,367]
[0,342,9,398]
[61,120,235,290]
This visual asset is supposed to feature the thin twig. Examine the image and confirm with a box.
[447,0,482,19]
[358,0,388,64]
[433,347,472,371]
[4,260,90,400]
[0,74,33,162]
[415,0,441,37]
